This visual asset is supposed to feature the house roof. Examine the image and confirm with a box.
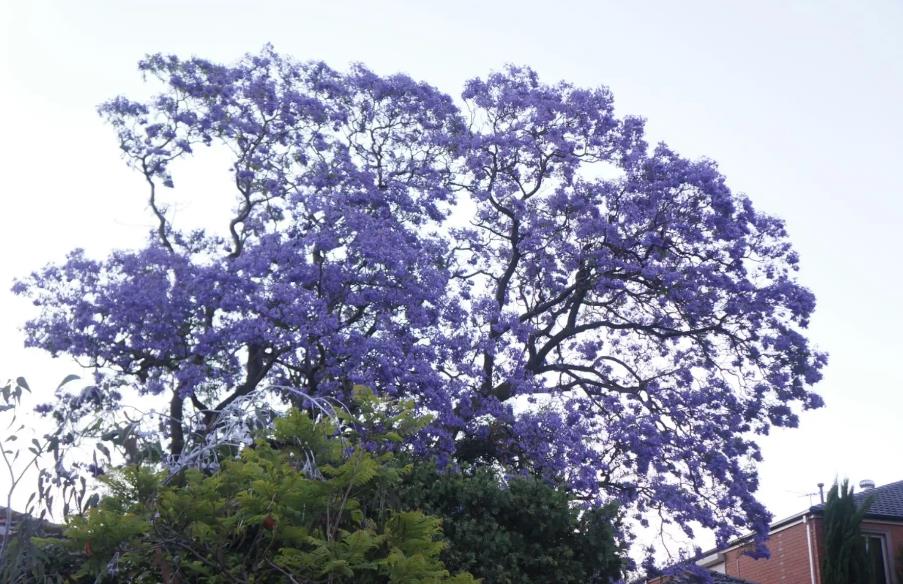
[0,507,63,537]
[809,479,903,521]
[632,569,759,584]
[644,480,903,584]
[668,569,758,583]
[687,479,903,572]
[707,573,758,584]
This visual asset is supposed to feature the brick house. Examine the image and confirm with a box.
[691,479,903,584]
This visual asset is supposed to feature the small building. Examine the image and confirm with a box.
[694,479,903,584]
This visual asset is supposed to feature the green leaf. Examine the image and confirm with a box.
[96,443,111,460]
[56,374,81,389]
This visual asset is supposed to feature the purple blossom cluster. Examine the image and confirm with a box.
[13,46,826,554]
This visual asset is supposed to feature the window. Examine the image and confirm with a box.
[864,534,889,584]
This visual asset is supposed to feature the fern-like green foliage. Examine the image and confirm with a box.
[821,479,874,584]
[398,464,624,584]
[43,388,478,583]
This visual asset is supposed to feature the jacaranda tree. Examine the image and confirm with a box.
[13,46,826,555]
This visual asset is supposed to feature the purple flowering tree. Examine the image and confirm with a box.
[14,47,825,555]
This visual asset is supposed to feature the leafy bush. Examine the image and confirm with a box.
[24,389,477,583]
[398,464,623,583]
[2,380,629,583]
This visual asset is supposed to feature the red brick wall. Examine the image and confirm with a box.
[641,515,903,584]
[719,515,903,584]
[722,518,819,584]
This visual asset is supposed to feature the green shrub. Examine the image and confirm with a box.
[398,464,623,584]
[31,389,478,583]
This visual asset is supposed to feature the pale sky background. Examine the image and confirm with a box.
[1,0,901,544]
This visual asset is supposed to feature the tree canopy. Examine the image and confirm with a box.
[13,46,825,552]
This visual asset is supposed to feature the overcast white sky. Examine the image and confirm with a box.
[1,0,901,532]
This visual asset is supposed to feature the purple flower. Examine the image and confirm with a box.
[34,403,54,415]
